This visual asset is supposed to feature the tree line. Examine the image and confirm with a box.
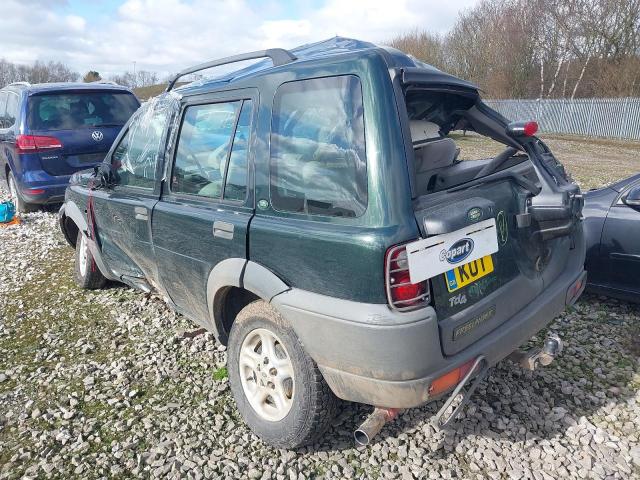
[0,59,159,90]
[388,0,640,99]
[2,0,638,99]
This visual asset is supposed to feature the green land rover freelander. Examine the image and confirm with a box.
[59,38,587,448]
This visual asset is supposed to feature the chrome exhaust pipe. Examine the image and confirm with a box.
[354,408,400,446]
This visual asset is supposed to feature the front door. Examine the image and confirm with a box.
[91,99,176,285]
[151,92,256,322]
[601,182,640,294]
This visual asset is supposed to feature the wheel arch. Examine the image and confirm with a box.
[206,259,290,344]
[58,201,117,281]
[59,201,88,248]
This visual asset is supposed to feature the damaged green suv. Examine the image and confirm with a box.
[60,37,586,448]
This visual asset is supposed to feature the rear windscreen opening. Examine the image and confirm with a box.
[404,89,533,196]
[27,91,139,131]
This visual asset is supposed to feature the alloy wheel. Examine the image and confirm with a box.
[78,234,88,277]
[238,328,295,421]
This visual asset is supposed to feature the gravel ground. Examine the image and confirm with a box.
[1,155,639,479]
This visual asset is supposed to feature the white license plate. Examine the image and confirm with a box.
[406,218,499,284]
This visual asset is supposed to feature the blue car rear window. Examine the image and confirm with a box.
[27,92,139,131]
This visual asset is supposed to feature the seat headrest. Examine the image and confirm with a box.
[414,138,458,173]
[410,120,440,144]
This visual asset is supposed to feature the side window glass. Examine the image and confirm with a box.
[0,92,8,128]
[223,100,252,201]
[5,93,18,127]
[112,104,169,189]
[270,75,367,217]
[171,101,240,198]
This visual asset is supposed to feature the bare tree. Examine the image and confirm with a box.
[401,0,640,98]
[387,29,446,70]
[110,70,159,88]
[0,59,79,87]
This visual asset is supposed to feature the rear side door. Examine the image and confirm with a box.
[600,181,640,294]
[151,91,256,322]
[90,99,175,284]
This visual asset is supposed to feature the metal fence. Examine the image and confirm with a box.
[484,97,640,140]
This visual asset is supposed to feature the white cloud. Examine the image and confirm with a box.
[0,0,478,78]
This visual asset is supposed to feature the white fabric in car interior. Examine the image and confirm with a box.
[414,137,458,194]
[414,138,457,172]
[410,120,440,144]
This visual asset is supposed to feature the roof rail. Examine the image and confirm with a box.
[8,81,30,87]
[95,80,119,86]
[166,48,297,92]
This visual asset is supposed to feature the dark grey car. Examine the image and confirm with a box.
[584,173,640,302]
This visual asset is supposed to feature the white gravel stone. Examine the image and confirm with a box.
[0,188,638,479]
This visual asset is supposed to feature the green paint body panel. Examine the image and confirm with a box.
[65,47,421,309]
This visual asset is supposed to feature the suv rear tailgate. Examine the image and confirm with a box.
[413,177,574,356]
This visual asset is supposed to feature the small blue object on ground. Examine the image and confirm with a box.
[0,201,16,223]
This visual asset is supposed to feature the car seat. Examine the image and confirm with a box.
[409,121,459,195]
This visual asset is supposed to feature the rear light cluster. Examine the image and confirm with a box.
[16,134,63,154]
[429,358,475,396]
[523,121,539,137]
[385,243,430,311]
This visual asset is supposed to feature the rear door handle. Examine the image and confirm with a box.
[213,221,234,240]
[134,206,148,221]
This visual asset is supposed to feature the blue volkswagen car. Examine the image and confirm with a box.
[0,82,140,212]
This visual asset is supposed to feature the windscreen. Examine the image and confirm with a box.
[27,91,139,131]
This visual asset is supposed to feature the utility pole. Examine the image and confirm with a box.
[133,61,136,87]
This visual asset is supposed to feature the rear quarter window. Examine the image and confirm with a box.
[27,91,139,131]
[270,75,367,218]
[4,93,19,128]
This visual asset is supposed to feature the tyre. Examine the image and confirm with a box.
[228,300,338,448]
[7,171,38,213]
[74,230,107,290]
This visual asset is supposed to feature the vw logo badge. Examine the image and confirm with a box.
[91,131,104,142]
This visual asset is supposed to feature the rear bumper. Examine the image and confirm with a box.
[20,186,66,204]
[272,267,587,408]
[11,170,70,204]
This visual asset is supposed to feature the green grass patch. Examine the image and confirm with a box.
[213,366,228,381]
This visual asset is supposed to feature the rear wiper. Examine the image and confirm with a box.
[92,123,122,127]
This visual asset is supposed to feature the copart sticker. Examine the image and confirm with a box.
[406,218,499,284]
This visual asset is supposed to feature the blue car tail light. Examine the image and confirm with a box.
[15,134,63,154]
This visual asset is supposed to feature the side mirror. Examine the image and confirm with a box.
[623,185,640,207]
[92,163,117,189]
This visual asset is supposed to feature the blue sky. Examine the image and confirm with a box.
[2,0,478,78]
